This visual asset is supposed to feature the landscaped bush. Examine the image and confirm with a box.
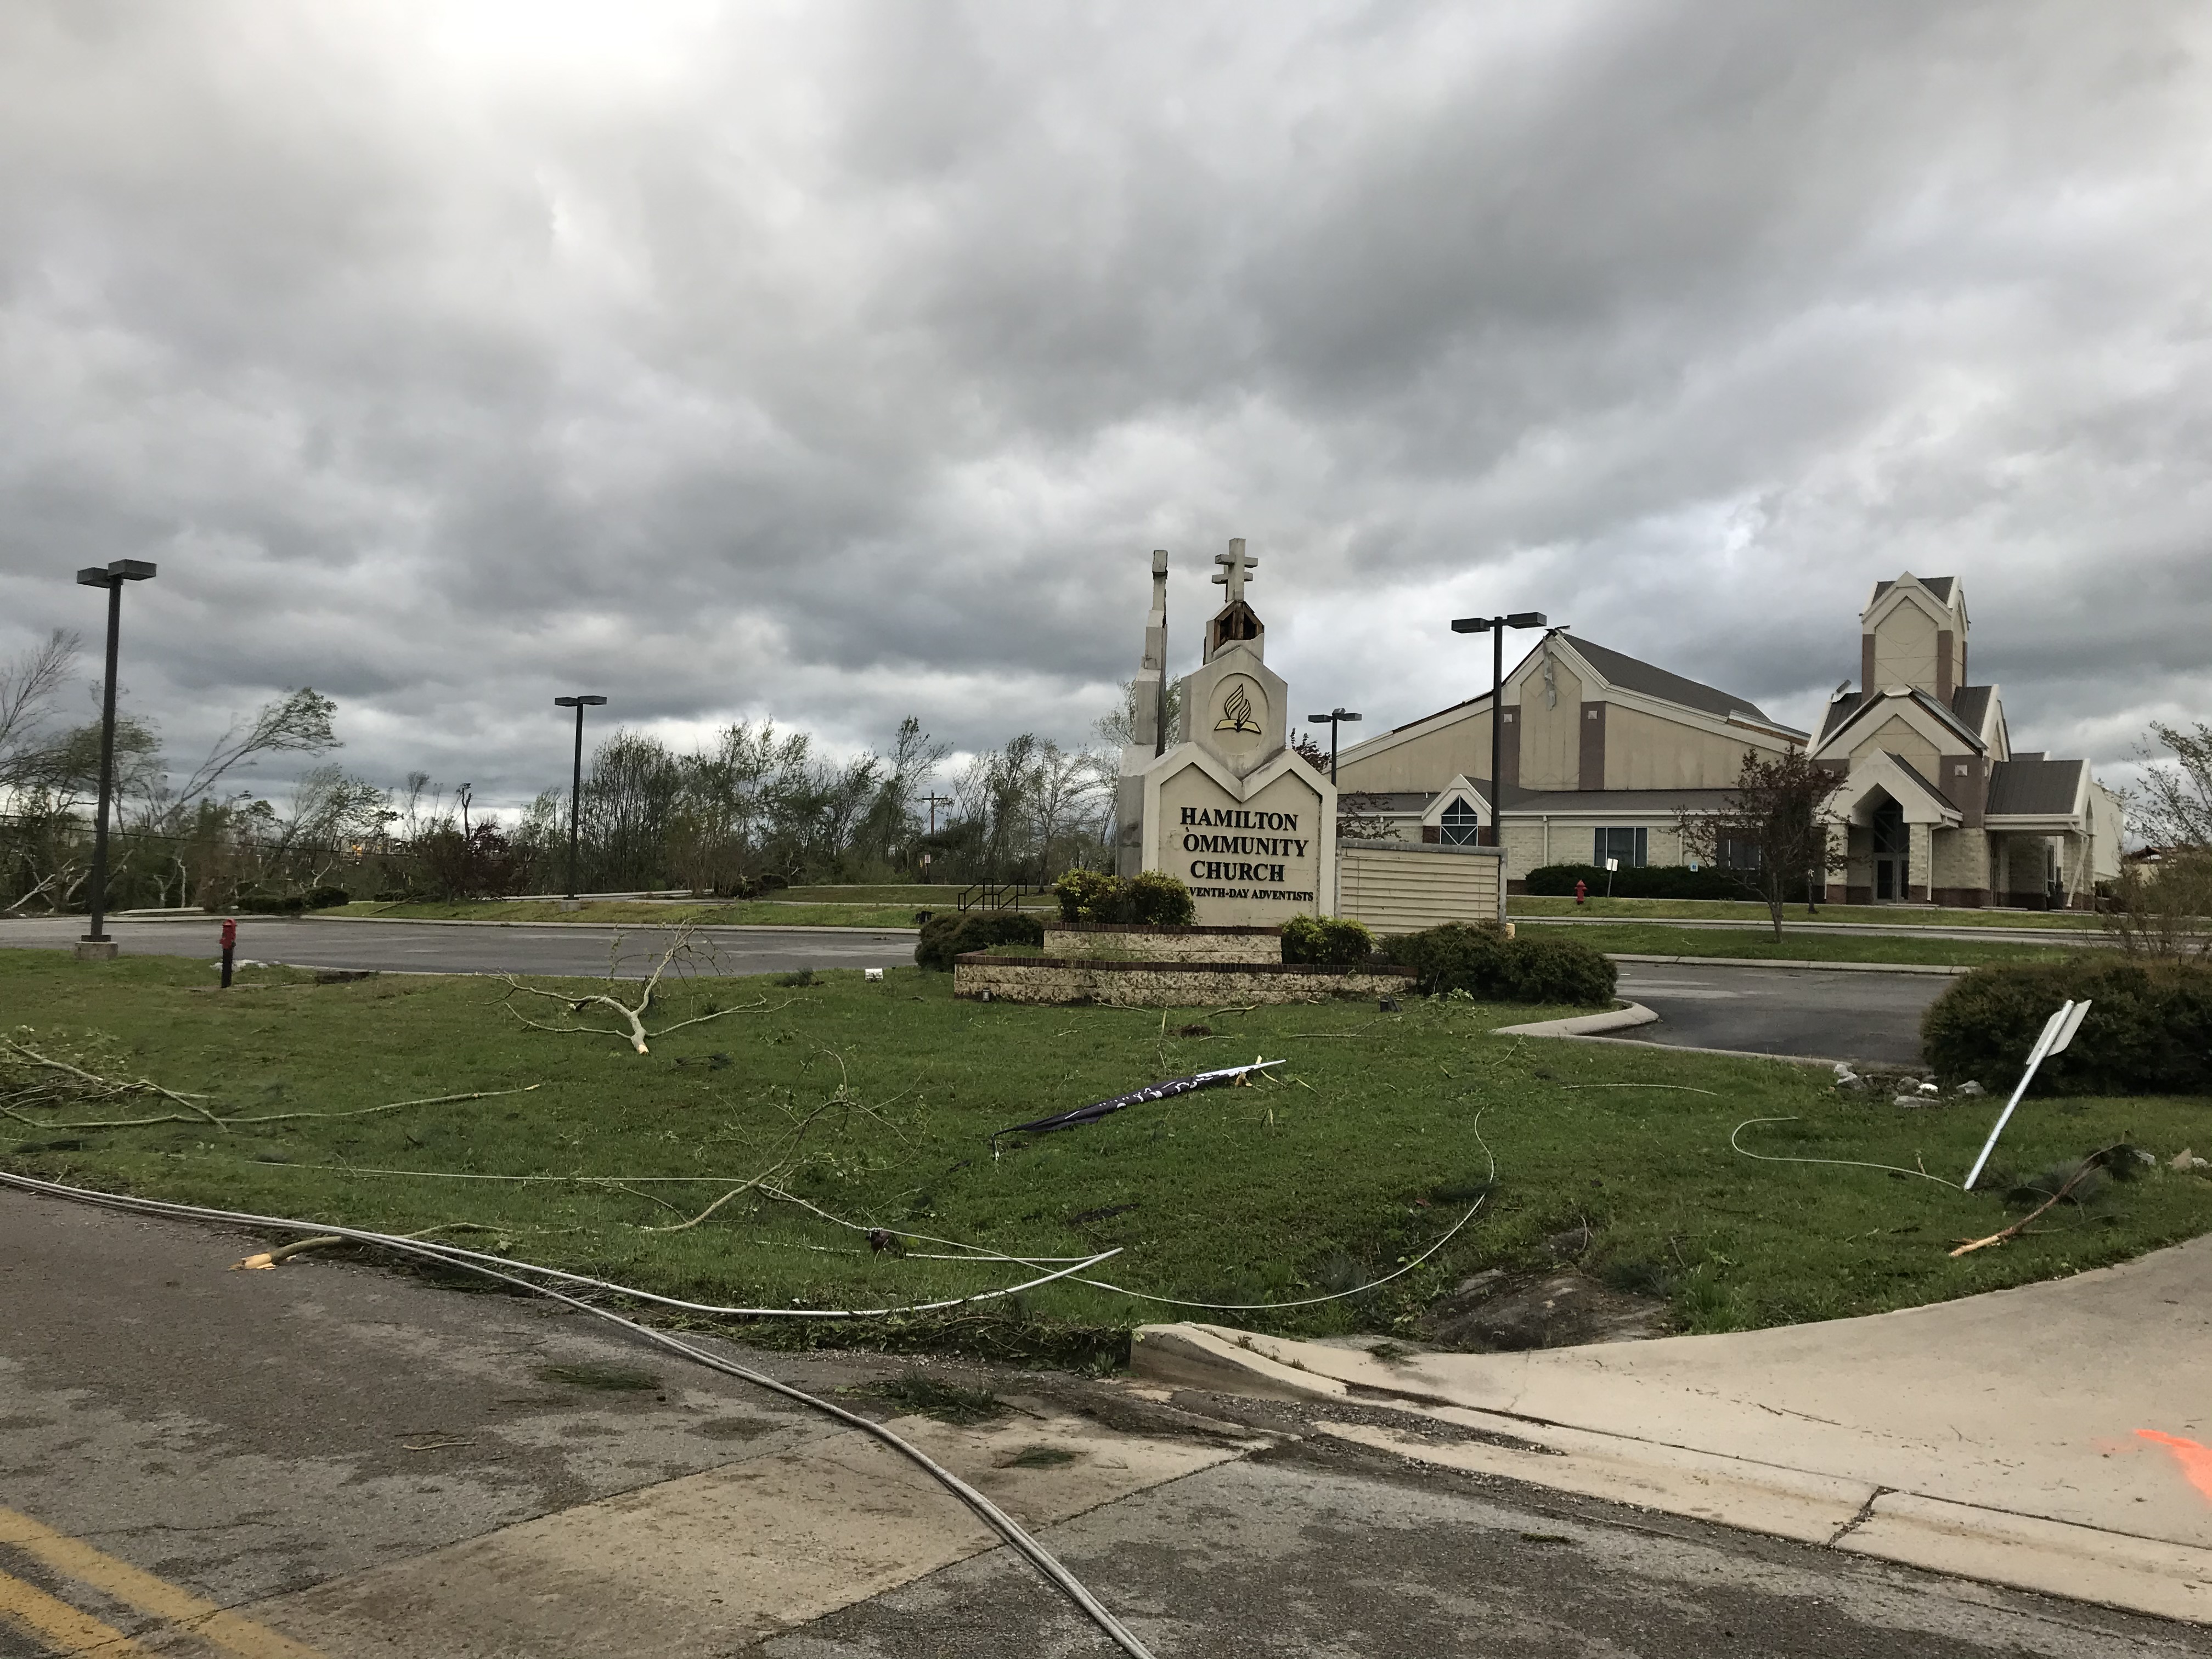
[234,891,308,915]
[914,909,1047,971]
[1523,862,1810,902]
[1049,868,1197,927]
[306,885,350,910]
[1384,922,1616,1007]
[1921,958,2212,1095]
[1281,915,1374,966]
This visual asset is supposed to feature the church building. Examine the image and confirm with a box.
[1330,573,2122,909]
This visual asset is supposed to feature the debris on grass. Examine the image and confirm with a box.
[499,927,782,1054]
[1000,1444,1079,1469]
[1951,1144,2143,1257]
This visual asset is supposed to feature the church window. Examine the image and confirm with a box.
[1593,827,1648,867]
[1440,797,1482,845]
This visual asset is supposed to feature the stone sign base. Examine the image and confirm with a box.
[953,953,1415,1008]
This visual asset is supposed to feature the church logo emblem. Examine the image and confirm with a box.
[1215,680,1262,736]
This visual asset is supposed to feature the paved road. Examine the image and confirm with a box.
[1526,913,2106,947]
[1614,962,1948,1066]
[0,1188,2190,1657]
[0,916,917,978]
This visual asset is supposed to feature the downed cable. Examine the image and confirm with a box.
[990,1058,1286,1155]
[0,1167,1156,1659]
[1729,1117,1962,1189]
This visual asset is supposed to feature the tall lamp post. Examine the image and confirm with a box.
[74,559,157,959]
[1305,707,1362,784]
[553,695,607,901]
[1448,611,1548,847]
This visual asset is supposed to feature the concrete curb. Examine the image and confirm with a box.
[1491,1001,1660,1038]
[1129,1324,2212,1626]
[1605,952,1971,976]
[299,915,921,937]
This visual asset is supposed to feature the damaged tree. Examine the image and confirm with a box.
[1675,748,1849,942]
[497,927,777,1054]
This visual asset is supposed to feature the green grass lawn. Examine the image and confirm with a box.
[5,950,2206,1368]
[1516,922,2085,969]
[329,899,927,928]
[1509,894,2102,930]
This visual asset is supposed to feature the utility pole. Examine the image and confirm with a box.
[1448,611,1549,847]
[919,792,952,883]
[73,558,157,960]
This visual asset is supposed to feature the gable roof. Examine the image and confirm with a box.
[1567,638,1799,731]
[1884,752,1956,812]
[1818,684,1985,757]
[1950,684,1993,735]
[1819,691,1864,743]
[1987,757,2085,817]
[1870,575,1956,605]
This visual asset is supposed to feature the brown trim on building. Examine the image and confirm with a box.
[1941,754,1986,826]
[1578,701,1606,789]
[1843,884,1874,906]
[1499,706,1521,791]
[1420,825,1441,843]
[1929,887,1989,908]
[1937,629,1955,701]
[1860,635,1876,693]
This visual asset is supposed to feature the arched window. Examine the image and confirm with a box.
[1440,797,1482,845]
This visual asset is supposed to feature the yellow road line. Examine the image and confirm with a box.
[0,1564,152,1655]
[0,1505,324,1659]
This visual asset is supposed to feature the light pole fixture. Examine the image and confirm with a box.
[74,558,157,956]
[553,695,607,900]
[1305,707,1362,784]
[1448,611,1548,847]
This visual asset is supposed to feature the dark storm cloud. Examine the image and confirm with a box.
[1,0,2207,807]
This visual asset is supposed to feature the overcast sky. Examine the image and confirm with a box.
[3,1,2208,808]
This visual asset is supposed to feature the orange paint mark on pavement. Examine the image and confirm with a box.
[2137,1430,2212,1502]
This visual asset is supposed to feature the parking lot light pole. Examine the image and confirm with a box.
[1305,708,1362,784]
[554,695,607,900]
[74,559,157,956]
[1449,611,1548,847]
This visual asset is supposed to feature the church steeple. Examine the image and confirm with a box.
[1204,538,1264,661]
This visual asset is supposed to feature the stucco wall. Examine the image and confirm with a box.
[1515,655,1585,790]
[1848,713,1942,779]
[1333,713,1491,796]
[1602,707,1779,790]
[953,955,1417,1007]
[1871,603,1940,694]
[1338,841,1501,933]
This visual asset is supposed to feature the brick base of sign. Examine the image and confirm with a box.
[953,953,1416,1007]
[1041,923,1282,964]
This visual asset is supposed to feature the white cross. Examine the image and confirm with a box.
[1211,538,1257,606]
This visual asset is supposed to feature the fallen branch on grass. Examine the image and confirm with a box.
[989,1057,1286,1156]
[495,926,782,1054]
[3,1034,227,1128]
[1949,1146,2131,1256]
[7,1084,540,1132]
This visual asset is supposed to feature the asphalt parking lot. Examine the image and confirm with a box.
[1613,962,1949,1067]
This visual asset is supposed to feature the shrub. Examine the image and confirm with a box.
[1124,870,1196,926]
[234,891,307,915]
[1921,958,2212,1095]
[1384,922,1616,1007]
[1051,868,1197,927]
[1522,862,1814,902]
[1281,915,1375,966]
[914,909,1047,971]
[1054,868,1120,923]
[306,885,351,910]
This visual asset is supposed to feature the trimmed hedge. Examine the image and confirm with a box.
[1384,922,1617,1007]
[915,909,1046,972]
[1921,959,2212,1096]
[1051,868,1197,927]
[1281,915,1374,966]
[1525,862,1757,901]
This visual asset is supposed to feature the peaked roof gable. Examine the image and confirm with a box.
[1565,637,1796,729]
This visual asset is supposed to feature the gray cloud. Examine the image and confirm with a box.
[1,0,2207,810]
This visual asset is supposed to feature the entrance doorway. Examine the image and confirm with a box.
[1872,798,1909,902]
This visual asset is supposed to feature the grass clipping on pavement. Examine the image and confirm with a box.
[4,949,2208,1367]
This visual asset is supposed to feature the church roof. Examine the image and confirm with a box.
[1950,684,1993,733]
[1987,757,2085,817]
[1818,690,1864,743]
[1883,752,1957,811]
[1870,575,1956,604]
[1566,639,1799,731]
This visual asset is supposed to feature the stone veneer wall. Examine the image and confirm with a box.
[1040,923,1282,964]
[955,953,1415,1007]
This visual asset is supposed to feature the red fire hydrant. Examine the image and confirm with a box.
[1574,878,1588,907]
[219,917,237,989]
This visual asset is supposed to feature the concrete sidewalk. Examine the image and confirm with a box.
[1133,1235,2212,1625]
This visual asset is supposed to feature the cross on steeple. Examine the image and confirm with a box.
[1211,538,1257,607]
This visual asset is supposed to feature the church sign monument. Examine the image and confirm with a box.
[1116,540,1336,926]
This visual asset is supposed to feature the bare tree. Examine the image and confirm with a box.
[1675,749,1848,941]
[159,687,341,820]
[2132,721,2212,849]
[0,631,80,786]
